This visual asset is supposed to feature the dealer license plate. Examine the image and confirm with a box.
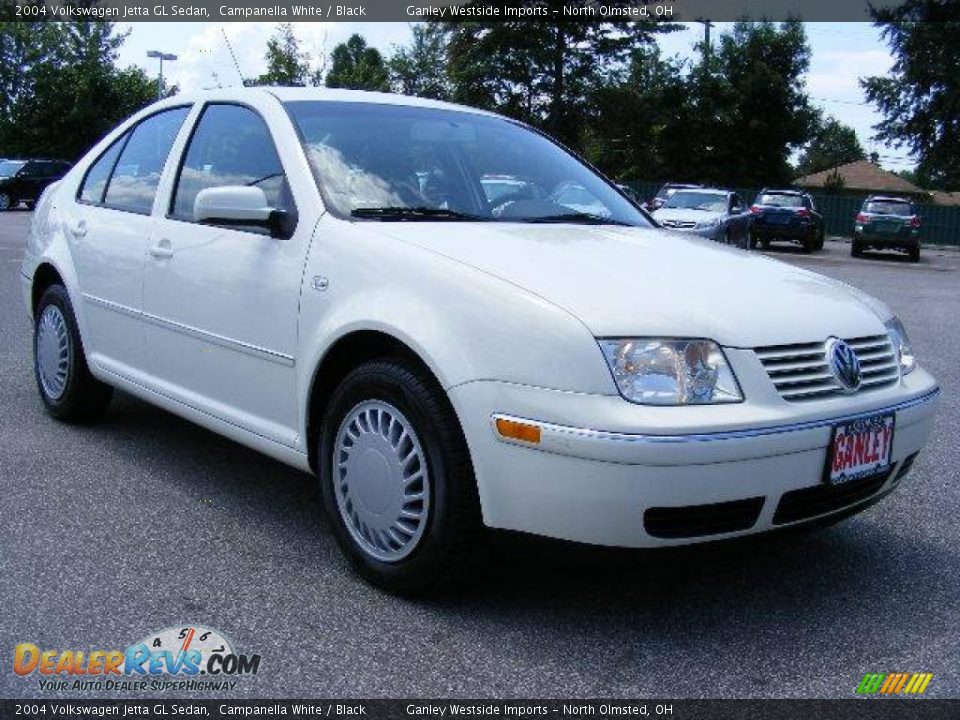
[825,412,895,485]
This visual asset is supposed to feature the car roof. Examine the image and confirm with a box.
[160,87,501,121]
[760,188,805,195]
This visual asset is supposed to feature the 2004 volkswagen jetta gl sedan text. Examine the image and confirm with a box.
[21,89,939,593]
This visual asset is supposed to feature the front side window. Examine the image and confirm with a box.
[79,135,127,204]
[103,107,189,214]
[285,101,650,226]
[171,104,293,225]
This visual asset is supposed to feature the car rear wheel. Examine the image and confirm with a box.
[319,357,482,595]
[34,284,113,422]
[909,244,920,263]
[0,192,14,211]
[851,239,863,258]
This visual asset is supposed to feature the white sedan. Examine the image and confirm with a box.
[21,89,938,593]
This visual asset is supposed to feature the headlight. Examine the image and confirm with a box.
[696,218,720,229]
[885,316,916,375]
[599,338,743,405]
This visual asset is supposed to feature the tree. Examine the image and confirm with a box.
[796,115,866,176]
[325,34,390,92]
[248,23,323,87]
[581,46,691,181]
[439,5,677,149]
[698,19,818,186]
[389,24,450,100]
[861,2,960,189]
[0,21,157,161]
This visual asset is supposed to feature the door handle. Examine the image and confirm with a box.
[148,239,173,260]
[70,220,87,238]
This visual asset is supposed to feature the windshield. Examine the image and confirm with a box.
[865,200,912,216]
[0,161,25,177]
[285,101,650,226]
[759,193,804,208]
[663,191,727,212]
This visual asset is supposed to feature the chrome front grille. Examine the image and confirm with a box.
[755,334,900,401]
[661,220,696,229]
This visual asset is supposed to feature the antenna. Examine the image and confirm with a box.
[221,28,244,85]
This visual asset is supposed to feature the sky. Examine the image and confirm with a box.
[115,21,910,171]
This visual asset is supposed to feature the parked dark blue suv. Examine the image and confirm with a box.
[749,188,825,253]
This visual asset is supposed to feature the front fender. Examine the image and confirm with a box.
[295,219,619,440]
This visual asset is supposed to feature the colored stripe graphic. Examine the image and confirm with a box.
[857,673,933,695]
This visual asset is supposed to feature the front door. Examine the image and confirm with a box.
[142,102,318,448]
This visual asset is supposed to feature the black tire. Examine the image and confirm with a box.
[851,239,863,258]
[33,284,113,422]
[25,200,36,211]
[909,244,920,263]
[815,229,825,251]
[749,232,759,249]
[802,238,814,253]
[318,356,482,595]
[0,192,14,211]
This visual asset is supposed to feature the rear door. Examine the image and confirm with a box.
[65,106,191,376]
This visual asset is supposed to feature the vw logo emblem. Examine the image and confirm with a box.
[826,337,861,393]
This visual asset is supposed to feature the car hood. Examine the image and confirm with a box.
[368,222,890,347]
[652,207,723,223]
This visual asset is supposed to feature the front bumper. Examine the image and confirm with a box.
[449,371,938,548]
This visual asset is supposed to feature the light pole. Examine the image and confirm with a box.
[146,50,177,101]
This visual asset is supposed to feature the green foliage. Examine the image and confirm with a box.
[388,24,450,100]
[0,21,156,161]
[796,115,866,176]
[247,23,323,87]
[439,5,678,149]
[861,1,960,190]
[325,34,390,92]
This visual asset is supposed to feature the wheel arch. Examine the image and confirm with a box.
[31,262,66,313]
[303,329,459,475]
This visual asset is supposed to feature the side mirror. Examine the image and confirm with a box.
[193,186,292,238]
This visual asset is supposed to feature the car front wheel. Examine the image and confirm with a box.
[0,192,14,211]
[34,284,113,422]
[319,357,481,595]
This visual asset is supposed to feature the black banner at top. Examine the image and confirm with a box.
[4,0,924,23]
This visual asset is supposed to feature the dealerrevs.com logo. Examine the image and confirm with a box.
[13,625,261,693]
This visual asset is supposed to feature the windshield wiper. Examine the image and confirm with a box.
[351,206,490,221]
[520,213,632,226]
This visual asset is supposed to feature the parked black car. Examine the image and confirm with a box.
[749,188,825,253]
[852,195,922,262]
[0,159,72,211]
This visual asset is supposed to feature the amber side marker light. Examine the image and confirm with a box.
[495,417,542,444]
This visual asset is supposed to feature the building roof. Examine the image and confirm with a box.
[794,160,927,196]
[929,190,960,206]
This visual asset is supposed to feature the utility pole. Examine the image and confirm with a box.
[147,50,177,101]
[696,19,714,69]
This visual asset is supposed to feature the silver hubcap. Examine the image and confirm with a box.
[333,400,430,562]
[0,194,9,210]
[36,305,70,400]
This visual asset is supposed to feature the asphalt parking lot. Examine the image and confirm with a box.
[0,208,957,700]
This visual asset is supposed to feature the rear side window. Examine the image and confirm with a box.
[102,107,189,214]
[171,104,293,224]
[79,137,127,204]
